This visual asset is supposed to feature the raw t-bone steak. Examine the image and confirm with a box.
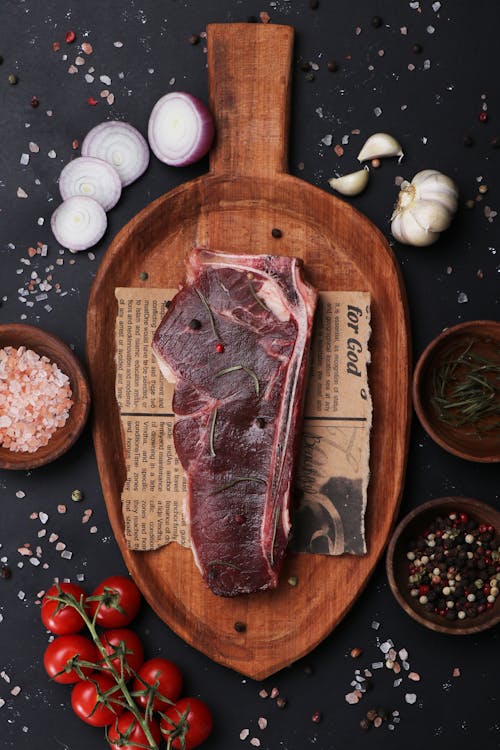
[152,248,317,596]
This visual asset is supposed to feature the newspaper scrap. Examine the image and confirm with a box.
[115,287,371,556]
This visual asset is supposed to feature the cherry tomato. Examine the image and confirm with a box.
[71,672,125,727]
[133,657,183,712]
[160,697,213,750]
[41,582,87,635]
[43,634,98,684]
[88,576,141,628]
[107,711,161,750]
[100,628,144,679]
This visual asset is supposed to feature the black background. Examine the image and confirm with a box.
[0,1,499,748]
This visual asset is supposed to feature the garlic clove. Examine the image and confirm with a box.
[408,200,453,233]
[357,132,404,163]
[391,209,439,246]
[412,170,459,213]
[328,167,369,196]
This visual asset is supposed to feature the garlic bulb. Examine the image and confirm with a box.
[391,169,458,246]
[328,167,369,197]
[357,132,404,163]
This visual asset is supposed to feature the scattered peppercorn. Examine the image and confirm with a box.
[478,184,488,194]
[327,60,338,72]
[271,228,282,239]
[188,34,199,45]
[276,697,287,709]
[165,299,171,308]
[31,96,39,108]
[303,665,314,675]
[215,343,225,354]
[350,647,363,658]
[255,417,266,428]
[0,56,4,65]
[465,199,475,209]
[234,621,246,633]
[411,43,423,54]
[87,97,98,106]
[463,135,474,147]
[71,489,83,502]
[65,30,76,44]
[139,271,148,281]
[300,61,311,72]
[0,566,12,580]
[8,74,18,85]
[490,136,500,148]
[360,718,370,731]
[371,158,381,168]
[366,709,378,722]
[311,711,322,724]
[305,72,315,82]
[188,318,202,330]
[476,269,484,280]
[287,576,298,587]
[72,139,79,150]
[371,16,383,28]
[479,111,488,123]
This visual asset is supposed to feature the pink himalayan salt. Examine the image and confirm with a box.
[0,346,73,453]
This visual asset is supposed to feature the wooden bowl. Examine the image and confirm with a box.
[413,320,500,462]
[0,324,91,470]
[386,496,500,635]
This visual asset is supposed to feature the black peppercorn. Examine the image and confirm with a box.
[300,61,311,72]
[463,135,474,147]
[234,621,247,633]
[0,566,12,579]
[360,718,370,730]
[371,16,382,28]
[327,60,338,72]
[165,299,171,308]
[305,71,315,82]
[271,227,282,238]
[188,318,202,330]
[411,43,423,54]
[188,34,199,45]
[490,136,500,149]
[255,417,266,428]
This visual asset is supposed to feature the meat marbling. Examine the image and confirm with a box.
[152,248,317,596]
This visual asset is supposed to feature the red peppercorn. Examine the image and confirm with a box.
[235,514,246,525]
[459,513,468,523]
[418,585,430,595]
[215,343,224,353]
[87,97,98,106]
[65,30,76,44]
[479,111,488,123]
[52,41,61,52]
[31,96,39,108]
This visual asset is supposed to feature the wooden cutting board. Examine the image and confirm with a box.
[86,23,411,680]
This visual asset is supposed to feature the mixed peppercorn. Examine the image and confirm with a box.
[407,512,500,621]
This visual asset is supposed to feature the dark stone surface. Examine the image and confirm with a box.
[0,1,498,748]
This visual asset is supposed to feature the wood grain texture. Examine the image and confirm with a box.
[0,323,90,470]
[86,23,411,679]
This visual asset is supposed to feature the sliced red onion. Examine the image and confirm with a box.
[59,156,122,211]
[81,121,150,186]
[51,196,107,251]
[148,92,215,167]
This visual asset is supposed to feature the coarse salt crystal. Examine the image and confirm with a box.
[405,693,417,704]
[100,74,112,85]
[61,550,73,560]
[17,187,28,198]
[16,490,25,499]
[321,134,332,147]
[10,686,21,696]
[90,526,98,534]
[48,150,57,159]
[345,691,359,704]
[258,717,268,730]
[17,591,25,600]
[20,153,30,166]
[458,292,468,304]
[55,542,66,551]
[398,648,408,661]
[250,740,261,748]
[259,689,268,698]
[85,74,95,83]
[30,557,40,566]
[114,41,123,47]
[39,512,49,524]
[49,533,58,543]
[75,56,85,66]
[57,505,67,514]
[452,668,461,678]
[240,729,250,740]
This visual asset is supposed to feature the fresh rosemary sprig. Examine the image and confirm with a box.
[215,365,260,396]
[213,476,267,493]
[431,337,500,431]
[248,280,271,312]
[194,286,218,339]
[209,407,218,457]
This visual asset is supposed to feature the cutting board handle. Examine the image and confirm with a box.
[207,23,294,178]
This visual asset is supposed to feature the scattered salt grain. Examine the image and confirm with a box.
[15,490,25,499]
[49,533,58,543]
[61,550,73,560]
[81,42,93,54]
[67,65,78,74]
[55,542,66,551]
[17,591,25,600]
[398,648,408,661]
[20,153,30,166]
[100,74,112,85]
[114,41,123,47]
[321,134,332,147]
[17,187,28,198]
[457,292,468,304]
[405,693,417,704]
[29,557,40,566]
[371,621,380,630]
[345,691,359,704]
[427,25,435,34]
[408,672,420,682]
[250,739,261,748]
[452,668,461,678]
[258,718,268,730]
[90,526,98,534]
[39,512,49,524]
[0,699,4,708]
[75,56,85,66]
[270,688,279,699]
[48,150,57,159]
[85,74,95,83]
[10,686,21,696]
[259,689,269,698]
[240,729,250,740]
[373,107,382,117]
